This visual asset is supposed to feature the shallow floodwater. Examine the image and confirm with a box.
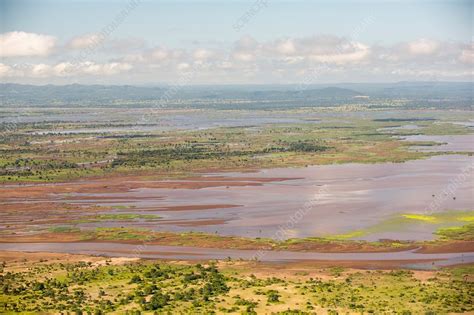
[401,134,474,152]
[61,153,474,241]
[0,243,472,269]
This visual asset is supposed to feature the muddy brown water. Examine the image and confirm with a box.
[0,242,472,269]
[401,134,474,152]
[2,135,473,241]
[56,154,473,241]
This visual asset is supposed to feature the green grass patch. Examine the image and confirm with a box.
[47,226,80,233]
[435,224,474,241]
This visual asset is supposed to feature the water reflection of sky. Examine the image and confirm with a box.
[63,153,474,241]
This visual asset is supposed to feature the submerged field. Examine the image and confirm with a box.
[1,109,472,183]
[1,110,473,241]
[1,107,473,313]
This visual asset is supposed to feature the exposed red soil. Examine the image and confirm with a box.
[0,175,299,200]
[2,232,472,255]
[417,241,474,254]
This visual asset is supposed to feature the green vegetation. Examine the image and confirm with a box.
[0,258,472,314]
[327,210,474,241]
[436,224,474,241]
[1,112,472,183]
[47,226,80,233]
[30,210,473,252]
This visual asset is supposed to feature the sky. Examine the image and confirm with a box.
[0,0,472,85]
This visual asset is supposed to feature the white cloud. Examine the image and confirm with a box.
[150,48,170,61]
[68,33,103,50]
[193,48,215,61]
[459,44,474,64]
[80,62,133,76]
[275,39,296,55]
[407,38,440,55]
[380,38,446,62]
[308,42,370,64]
[122,47,187,65]
[0,61,132,78]
[177,62,191,71]
[0,31,56,57]
[0,63,13,76]
[232,35,370,65]
[233,51,256,62]
[1,33,471,83]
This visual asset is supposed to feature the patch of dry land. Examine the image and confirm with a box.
[0,251,473,314]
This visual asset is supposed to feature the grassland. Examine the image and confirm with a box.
[1,113,472,183]
[0,252,472,314]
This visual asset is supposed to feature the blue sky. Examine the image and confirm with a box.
[0,0,472,84]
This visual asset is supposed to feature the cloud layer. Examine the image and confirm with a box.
[1,31,472,83]
[0,62,133,78]
[0,32,57,57]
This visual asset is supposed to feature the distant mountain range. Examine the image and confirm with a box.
[0,82,472,108]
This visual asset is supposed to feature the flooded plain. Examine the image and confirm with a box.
[402,134,474,152]
[55,154,471,241]
[0,242,472,269]
[3,152,472,242]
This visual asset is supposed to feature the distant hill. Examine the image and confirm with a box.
[0,83,363,105]
[0,82,471,109]
[0,83,166,103]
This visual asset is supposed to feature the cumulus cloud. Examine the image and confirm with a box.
[192,48,215,61]
[230,35,370,65]
[121,47,187,65]
[459,44,474,64]
[307,42,370,64]
[0,63,13,76]
[0,61,132,78]
[407,38,440,55]
[0,31,56,57]
[378,38,449,63]
[67,33,103,50]
[275,39,296,55]
[1,32,472,83]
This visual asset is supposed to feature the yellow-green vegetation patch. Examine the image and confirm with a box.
[324,210,474,240]
[402,213,438,223]
[435,224,474,241]
[458,215,474,222]
[47,226,80,233]
[90,227,156,241]
[402,211,474,224]
[325,230,367,240]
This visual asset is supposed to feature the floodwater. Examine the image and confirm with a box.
[401,134,474,152]
[18,110,317,134]
[0,243,472,269]
[2,131,473,242]
[60,152,474,241]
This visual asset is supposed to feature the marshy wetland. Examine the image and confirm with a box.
[1,104,473,314]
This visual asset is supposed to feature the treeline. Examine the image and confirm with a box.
[112,141,329,168]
